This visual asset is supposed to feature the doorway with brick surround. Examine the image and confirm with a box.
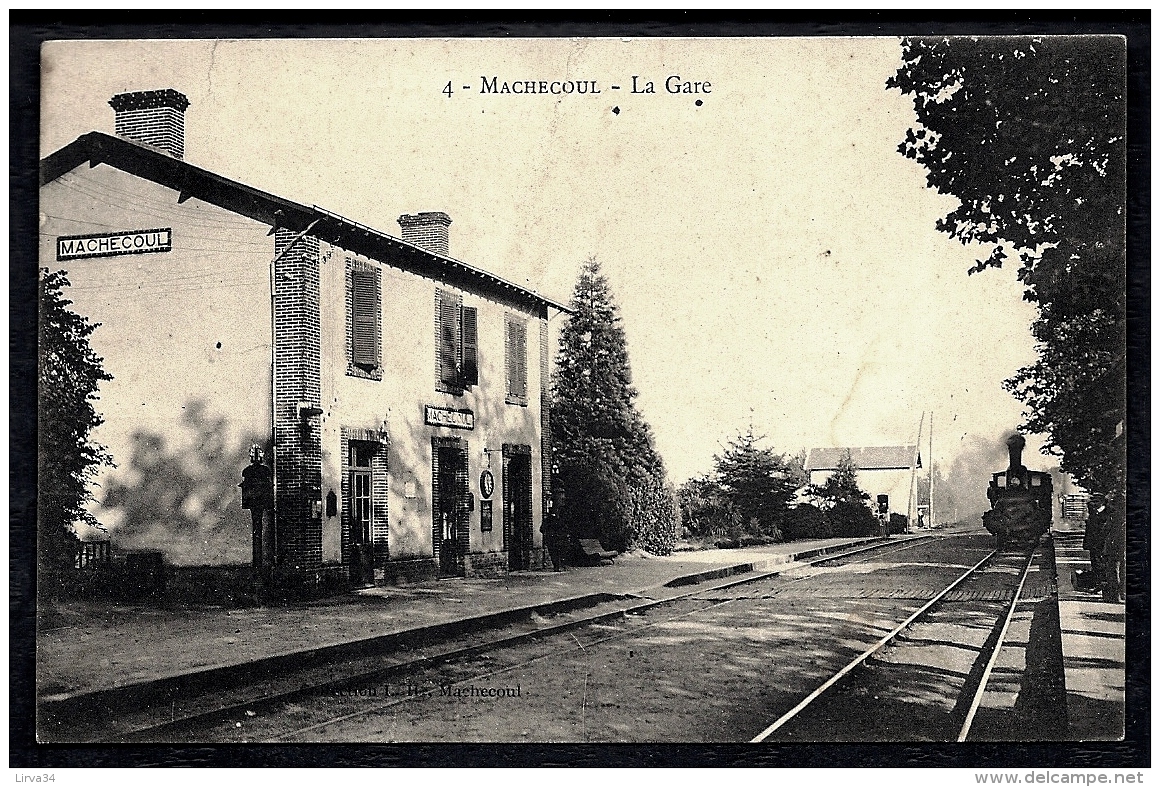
[432,438,468,577]
[503,444,533,570]
[348,442,375,587]
[341,429,388,583]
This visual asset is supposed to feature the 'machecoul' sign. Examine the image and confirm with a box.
[57,228,172,261]
[424,405,475,430]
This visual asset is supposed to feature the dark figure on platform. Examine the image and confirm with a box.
[540,490,566,572]
[1083,491,1126,603]
[240,446,275,573]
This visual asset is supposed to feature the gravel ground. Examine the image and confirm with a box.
[159,534,1015,743]
[36,535,878,699]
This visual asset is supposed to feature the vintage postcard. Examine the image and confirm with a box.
[32,34,1130,750]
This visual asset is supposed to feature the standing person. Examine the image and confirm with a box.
[1082,492,1109,595]
[1102,488,1126,604]
[240,446,274,573]
[540,489,566,572]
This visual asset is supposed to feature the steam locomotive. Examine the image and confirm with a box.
[982,433,1054,548]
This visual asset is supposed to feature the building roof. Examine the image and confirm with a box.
[40,132,571,316]
[805,445,919,472]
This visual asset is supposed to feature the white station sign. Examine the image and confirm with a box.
[425,405,475,430]
[57,228,172,261]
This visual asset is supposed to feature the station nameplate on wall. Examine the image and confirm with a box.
[425,405,475,430]
[57,228,173,261]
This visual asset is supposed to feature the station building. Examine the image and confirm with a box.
[40,89,568,586]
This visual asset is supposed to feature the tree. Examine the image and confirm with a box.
[712,428,799,539]
[807,451,869,510]
[887,37,1126,503]
[551,257,674,553]
[807,452,876,537]
[38,269,113,571]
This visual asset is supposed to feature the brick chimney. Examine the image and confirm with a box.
[108,89,190,160]
[398,212,452,257]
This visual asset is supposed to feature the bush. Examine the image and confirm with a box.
[559,463,630,548]
[887,513,908,535]
[829,500,880,537]
[628,478,678,556]
[678,475,737,539]
[781,503,833,541]
[559,463,677,555]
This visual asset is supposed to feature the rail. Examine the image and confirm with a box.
[749,547,999,742]
[956,548,1038,741]
[102,535,934,743]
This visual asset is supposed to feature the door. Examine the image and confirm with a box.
[436,445,466,577]
[349,444,375,587]
[505,451,533,570]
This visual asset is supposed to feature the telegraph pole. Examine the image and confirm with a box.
[928,411,935,528]
[907,411,925,533]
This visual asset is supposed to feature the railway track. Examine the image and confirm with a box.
[750,539,1053,743]
[90,534,935,743]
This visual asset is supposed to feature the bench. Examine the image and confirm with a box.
[576,538,618,565]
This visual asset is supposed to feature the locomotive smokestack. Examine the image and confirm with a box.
[1006,433,1026,472]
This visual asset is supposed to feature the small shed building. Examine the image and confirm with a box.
[805,445,920,518]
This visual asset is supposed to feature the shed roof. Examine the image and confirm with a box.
[805,446,919,472]
[40,132,571,316]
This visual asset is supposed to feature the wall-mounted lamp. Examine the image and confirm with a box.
[298,401,324,419]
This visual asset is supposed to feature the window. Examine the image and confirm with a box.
[350,444,374,544]
[436,289,477,392]
[505,315,528,406]
[347,260,381,379]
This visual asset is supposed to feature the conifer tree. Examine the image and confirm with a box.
[808,451,870,510]
[551,257,673,553]
[38,269,113,572]
[807,451,876,536]
[713,428,798,538]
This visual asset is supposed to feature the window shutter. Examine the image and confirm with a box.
[352,269,378,368]
[454,446,470,548]
[505,320,513,396]
[505,321,514,398]
[502,453,511,550]
[509,321,527,400]
[517,323,528,399]
[461,306,478,386]
[439,291,462,388]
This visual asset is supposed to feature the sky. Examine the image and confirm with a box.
[40,37,1050,488]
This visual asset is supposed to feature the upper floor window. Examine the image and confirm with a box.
[505,314,528,406]
[347,259,382,380]
[436,288,477,393]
